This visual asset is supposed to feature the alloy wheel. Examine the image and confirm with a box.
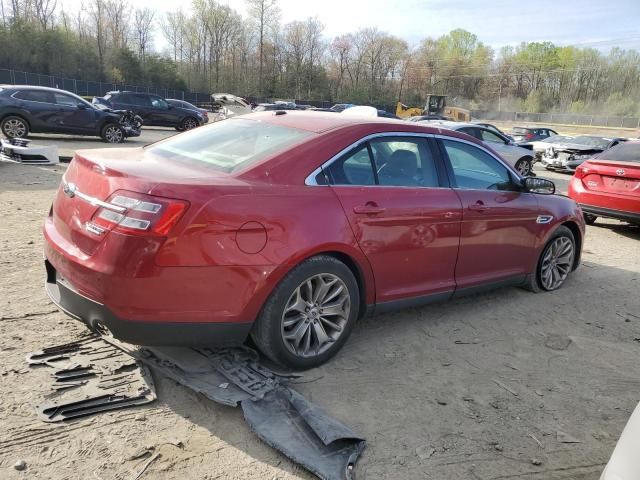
[183,118,198,130]
[104,126,123,143]
[3,119,27,138]
[281,273,351,358]
[540,236,574,290]
[516,159,532,176]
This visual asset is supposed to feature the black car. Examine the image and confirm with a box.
[93,91,205,131]
[0,85,137,143]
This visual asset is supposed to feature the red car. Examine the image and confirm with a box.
[568,140,640,226]
[44,112,585,369]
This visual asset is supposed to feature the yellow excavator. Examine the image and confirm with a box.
[396,95,470,122]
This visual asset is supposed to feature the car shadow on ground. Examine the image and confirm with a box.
[149,259,639,479]
[591,221,640,241]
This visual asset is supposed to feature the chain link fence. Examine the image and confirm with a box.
[472,110,640,129]
[0,68,211,104]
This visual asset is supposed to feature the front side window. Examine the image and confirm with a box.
[442,139,514,191]
[147,118,312,173]
[151,97,169,109]
[131,94,152,107]
[479,129,506,144]
[54,93,81,107]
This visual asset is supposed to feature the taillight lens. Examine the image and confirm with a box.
[525,133,534,139]
[574,165,589,179]
[91,190,188,236]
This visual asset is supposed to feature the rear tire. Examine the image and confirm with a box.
[251,255,360,370]
[180,117,199,131]
[1,115,29,138]
[523,226,576,293]
[101,123,124,143]
[584,214,597,225]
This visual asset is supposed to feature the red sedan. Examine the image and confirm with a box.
[44,112,585,369]
[568,140,640,226]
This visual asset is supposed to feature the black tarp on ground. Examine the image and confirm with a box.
[29,335,366,480]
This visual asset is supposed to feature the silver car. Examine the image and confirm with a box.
[419,121,536,175]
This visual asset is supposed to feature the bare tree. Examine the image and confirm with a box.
[134,7,154,60]
[246,0,278,95]
[32,0,57,29]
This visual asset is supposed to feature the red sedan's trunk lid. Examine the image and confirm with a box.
[579,160,640,198]
[53,149,160,255]
[52,148,236,256]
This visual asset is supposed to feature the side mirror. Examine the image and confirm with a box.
[77,103,87,110]
[524,177,555,195]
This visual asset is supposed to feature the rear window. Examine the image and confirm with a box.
[599,142,640,162]
[512,128,530,134]
[147,118,312,173]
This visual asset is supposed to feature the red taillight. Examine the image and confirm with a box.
[574,165,589,179]
[525,133,535,139]
[91,190,188,237]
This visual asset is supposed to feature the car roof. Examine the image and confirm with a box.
[0,84,77,94]
[245,111,484,138]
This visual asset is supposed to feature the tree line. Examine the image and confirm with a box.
[1,0,639,115]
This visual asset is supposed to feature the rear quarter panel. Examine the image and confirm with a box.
[152,182,376,313]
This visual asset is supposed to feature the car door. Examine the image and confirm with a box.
[130,94,154,124]
[12,89,58,131]
[52,93,96,133]
[438,137,541,291]
[325,135,463,305]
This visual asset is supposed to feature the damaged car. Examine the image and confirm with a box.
[44,112,584,370]
[541,135,627,172]
[0,85,140,143]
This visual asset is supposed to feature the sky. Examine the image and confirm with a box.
[64,0,640,52]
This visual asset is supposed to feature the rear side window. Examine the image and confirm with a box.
[14,90,54,103]
[147,118,312,173]
[599,142,640,162]
[326,144,375,185]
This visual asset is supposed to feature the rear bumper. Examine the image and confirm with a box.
[45,260,253,347]
[579,204,640,224]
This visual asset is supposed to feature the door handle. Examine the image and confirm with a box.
[353,202,385,215]
[468,200,487,213]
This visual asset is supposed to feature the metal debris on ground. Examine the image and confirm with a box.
[27,334,156,422]
[0,138,59,165]
[28,334,366,480]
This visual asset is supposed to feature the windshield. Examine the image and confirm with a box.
[567,136,611,149]
[598,142,639,162]
[146,118,313,173]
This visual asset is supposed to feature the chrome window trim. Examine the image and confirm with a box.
[304,132,436,187]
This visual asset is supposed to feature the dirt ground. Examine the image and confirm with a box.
[1,152,639,479]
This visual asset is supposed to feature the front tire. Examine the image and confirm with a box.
[515,157,533,176]
[101,123,124,143]
[523,226,576,293]
[1,116,29,138]
[251,255,360,370]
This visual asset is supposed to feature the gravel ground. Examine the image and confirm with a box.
[0,149,639,479]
